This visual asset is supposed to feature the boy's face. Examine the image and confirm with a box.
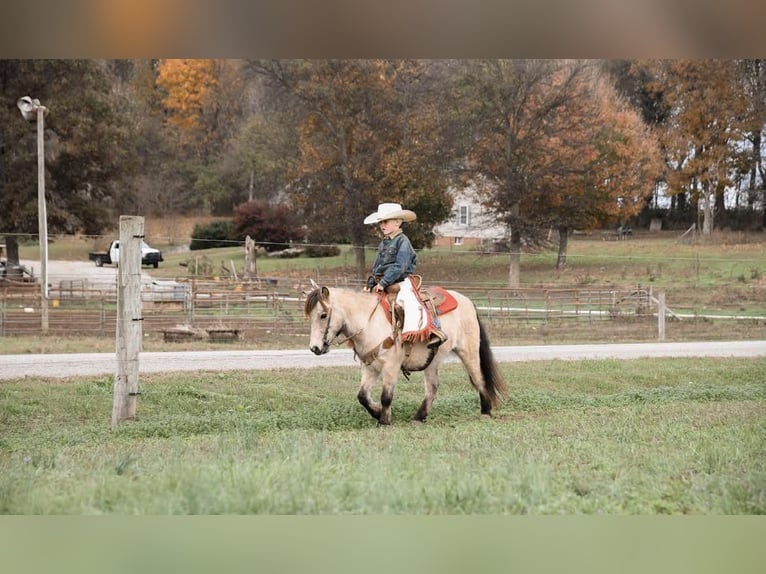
[379,218,402,235]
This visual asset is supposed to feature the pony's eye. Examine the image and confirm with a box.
[319,312,328,320]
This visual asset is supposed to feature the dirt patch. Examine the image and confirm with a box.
[20,259,157,290]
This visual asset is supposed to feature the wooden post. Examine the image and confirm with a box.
[112,216,143,427]
[657,292,666,342]
[245,235,257,279]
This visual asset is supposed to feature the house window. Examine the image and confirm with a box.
[456,204,471,226]
[454,237,463,245]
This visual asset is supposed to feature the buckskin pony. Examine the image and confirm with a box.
[304,284,508,426]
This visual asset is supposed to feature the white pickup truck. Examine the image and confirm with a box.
[89,239,163,268]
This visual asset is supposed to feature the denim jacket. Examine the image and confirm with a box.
[368,231,417,290]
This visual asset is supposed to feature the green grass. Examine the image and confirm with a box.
[1,357,764,514]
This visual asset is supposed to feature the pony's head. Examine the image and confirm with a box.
[304,285,333,355]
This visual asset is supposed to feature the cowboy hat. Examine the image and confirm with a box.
[363,203,417,224]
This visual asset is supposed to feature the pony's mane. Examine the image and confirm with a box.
[303,286,371,316]
[303,287,323,316]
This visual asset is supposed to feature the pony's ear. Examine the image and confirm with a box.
[310,278,319,289]
[321,286,330,300]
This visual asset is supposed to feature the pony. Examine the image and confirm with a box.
[304,284,508,425]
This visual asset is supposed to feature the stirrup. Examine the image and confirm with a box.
[426,329,447,349]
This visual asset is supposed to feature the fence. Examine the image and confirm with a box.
[0,278,669,339]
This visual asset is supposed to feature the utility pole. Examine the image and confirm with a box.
[17,97,49,333]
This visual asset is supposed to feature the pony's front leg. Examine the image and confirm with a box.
[377,361,401,426]
[357,366,382,422]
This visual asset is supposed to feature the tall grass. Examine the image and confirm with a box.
[1,358,763,514]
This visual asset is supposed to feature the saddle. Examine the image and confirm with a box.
[371,278,456,375]
[379,279,458,329]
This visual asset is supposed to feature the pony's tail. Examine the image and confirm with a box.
[478,315,509,407]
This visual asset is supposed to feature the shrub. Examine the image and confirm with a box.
[304,244,341,258]
[232,200,303,252]
[190,220,235,250]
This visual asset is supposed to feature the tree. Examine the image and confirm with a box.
[603,59,671,215]
[222,111,297,208]
[645,60,751,235]
[737,59,766,225]
[156,59,218,150]
[247,60,454,278]
[0,60,137,267]
[154,59,250,214]
[232,199,302,251]
[456,60,594,286]
[535,68,662,268]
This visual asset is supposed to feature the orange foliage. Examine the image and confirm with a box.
[156,59,218,142]
[530,65,662,230]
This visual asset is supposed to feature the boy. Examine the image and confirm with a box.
[364,203,447,348]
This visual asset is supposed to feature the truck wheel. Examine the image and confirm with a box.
[153,262,159,268]
[95,256,104,267]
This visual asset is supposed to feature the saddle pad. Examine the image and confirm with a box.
[425,286,458,315]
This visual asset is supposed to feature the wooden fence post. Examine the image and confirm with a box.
[245,235,257,279]
[112,216,143,427]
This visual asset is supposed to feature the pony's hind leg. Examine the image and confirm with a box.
[453,346,494,417]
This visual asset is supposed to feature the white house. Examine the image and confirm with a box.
[433,184,507,248]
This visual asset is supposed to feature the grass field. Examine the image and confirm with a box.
[1,357,764,514]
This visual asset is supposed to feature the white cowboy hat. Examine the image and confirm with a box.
[363,203,417,224]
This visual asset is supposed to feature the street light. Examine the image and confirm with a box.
[17,96,49,332]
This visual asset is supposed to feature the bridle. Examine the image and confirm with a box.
[318,302,344,347]
[317,294,384,358]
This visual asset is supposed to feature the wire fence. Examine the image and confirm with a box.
[0,277,667,338]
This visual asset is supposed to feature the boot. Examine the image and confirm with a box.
[427,328,448,349]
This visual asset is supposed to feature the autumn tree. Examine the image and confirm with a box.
[535,68,662,268]
[456,60,594,286]
[0,60,137,268]
[603,59,671,216]
[156,59,218,150]
[248,60,454,278]
[155,59,249,214]
[644,60,751,235]
[737,59,766,225]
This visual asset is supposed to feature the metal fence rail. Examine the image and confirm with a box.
[461,286,652,322]
[1,279,663,338]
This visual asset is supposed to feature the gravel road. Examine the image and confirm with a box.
[20,258,157,287]
[1,340,764,380]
